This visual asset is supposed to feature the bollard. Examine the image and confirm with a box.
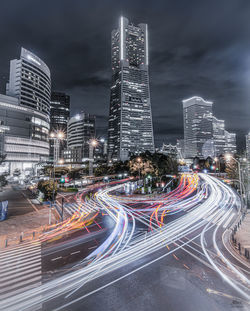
[20,232,23,243]
[5,239,8,248]
[33,231,35,239]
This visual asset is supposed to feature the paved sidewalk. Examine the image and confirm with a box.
[232,211,250,261]
[0,185,56,248]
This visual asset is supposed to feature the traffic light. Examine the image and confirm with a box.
[60,177,65,183]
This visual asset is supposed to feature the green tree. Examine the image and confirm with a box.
[37,180,58,201]
[225,159,238,179]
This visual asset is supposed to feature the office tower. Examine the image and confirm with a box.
[0,94,49,174]
[6,47,51,118]
[63,112,95,164]
[2,47,51,173]
[213,117,225,156]
[50,92,70,160]
[108,17,154,161]
[182,96,214,158]
[225,130,236,154]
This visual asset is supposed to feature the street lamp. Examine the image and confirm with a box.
[49,131,65,223]
[136,157,142,180]
[89,139,98,176]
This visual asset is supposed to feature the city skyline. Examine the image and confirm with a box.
[0,1,250,150]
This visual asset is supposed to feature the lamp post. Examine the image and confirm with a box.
[49,131,64,224]
[214,157,220,173]
[89,139,98,176]
[136,157,142,181]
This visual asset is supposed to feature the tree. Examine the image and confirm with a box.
[37,180,58,201]
[225,159,238,179]
[0,174,7,188]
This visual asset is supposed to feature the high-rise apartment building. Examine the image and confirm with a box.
[63,112,95,164]
[108,17,154,161]
[50,92,70,160]
[182,96,213,158]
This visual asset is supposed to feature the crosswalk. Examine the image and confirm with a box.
[0,241,42,304]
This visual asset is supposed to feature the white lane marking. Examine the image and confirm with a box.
[0,247,41,262]
[0,253,41,265]
[0,243,41,257]
[51,256,62,261]
[0,257,41,274]
[223,213,235,228]
[88,245,97,250]
[0,281,42,300]
[70,251,80,255]
[1,265,41,282]
[0,275,41,293]
[0,270,41,287]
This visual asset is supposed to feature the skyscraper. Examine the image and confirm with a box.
[2,47,51,173]
[225,130,236,154]
[63,112,95,164]
[182,96,214,158]
[50,92,70,160]
[213,116,225,156]
[108,17,154,161]
[6,47,51,118]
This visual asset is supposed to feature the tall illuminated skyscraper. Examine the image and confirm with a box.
[182,96,214,158]
[108,17,154,161]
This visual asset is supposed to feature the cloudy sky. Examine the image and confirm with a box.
[0,0,250,150]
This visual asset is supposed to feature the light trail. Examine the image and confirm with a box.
[1,174,249,310]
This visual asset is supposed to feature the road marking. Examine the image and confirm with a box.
[88,245,97,250]
[223,213,235,228]
[183,264,190,270]
[70,250,81,255]
[51,256,62,261]
[21,191,39,213]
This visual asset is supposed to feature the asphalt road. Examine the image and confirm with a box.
[42,225,250,311]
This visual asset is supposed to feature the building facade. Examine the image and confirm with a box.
[213,116,225,156]
[225,130,236,154]
[108,17,154,161]
[0,94,49,173]
[64,112,95,164]
[183,96,214,158]
[6,47,51,118]
[50,92,70,160]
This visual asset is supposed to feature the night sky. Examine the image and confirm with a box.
[0,0,250,151]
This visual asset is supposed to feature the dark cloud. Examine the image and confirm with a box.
[1,0,250,151]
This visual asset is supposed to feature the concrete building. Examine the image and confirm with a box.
[213,116,225,156]
[50,92,70,160]
[225,130,236,154]
[0,47,51,174]
[6,47,51,118]
[0,94,49,174]
[182,96,213,158]
[63,112,95,164]
[108,17,154,161]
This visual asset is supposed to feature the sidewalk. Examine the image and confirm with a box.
[0,185,56,248]
[231,211,250,261]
